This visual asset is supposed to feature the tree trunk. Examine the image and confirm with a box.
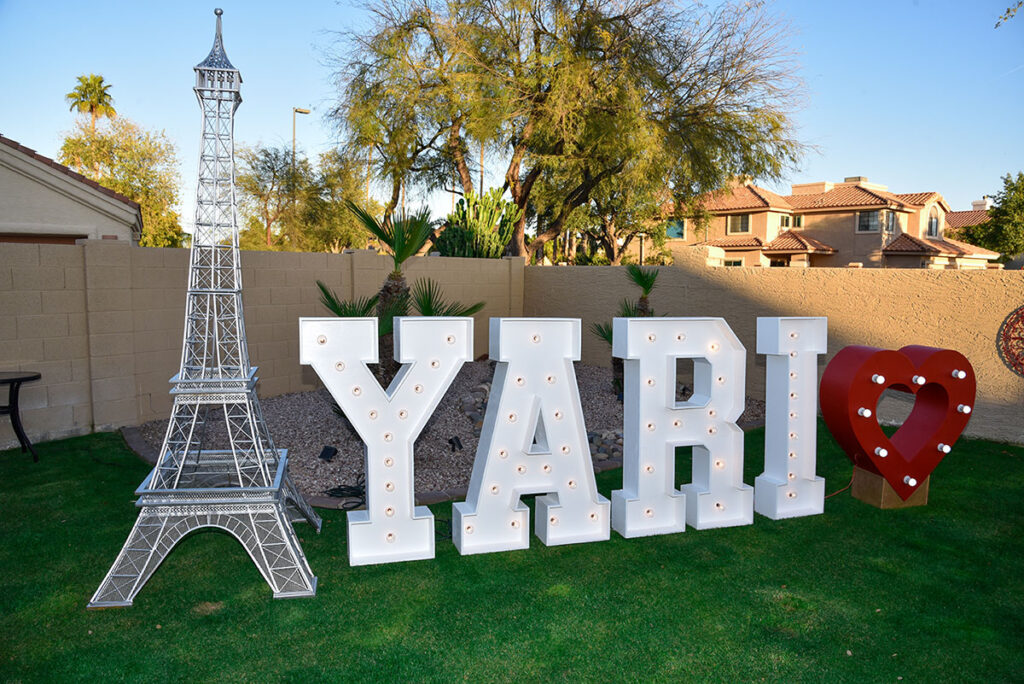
[375,271,408,387]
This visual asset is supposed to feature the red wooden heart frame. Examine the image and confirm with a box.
[820,345,976,501]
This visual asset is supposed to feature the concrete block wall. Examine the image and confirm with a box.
[0,242,523,447]
[0,243,92,445]
[524,246,1024,443]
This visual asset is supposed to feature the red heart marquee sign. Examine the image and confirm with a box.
[820,345,976,500]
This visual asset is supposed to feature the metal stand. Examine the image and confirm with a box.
[89,9,319,608]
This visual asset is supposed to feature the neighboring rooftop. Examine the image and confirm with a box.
[0,134,140,211]
[946,210,992,230]
[762,230,836,254]
[882,233,999,259]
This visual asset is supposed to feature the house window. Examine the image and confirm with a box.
[884,211,896,234]
[927,207,940,237]
[667,219,686,239]
[793,215,803,228]
[857,211,881,232]
[726,214,750,234]
[780,215,791,228]
[724,259,743,267]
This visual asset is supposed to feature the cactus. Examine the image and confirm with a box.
[435,188,522,258]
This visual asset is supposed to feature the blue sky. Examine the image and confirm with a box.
[1,0,1021,225]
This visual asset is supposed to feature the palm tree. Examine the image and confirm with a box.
[65,74,117,136]
[345,200,435,383]
[625,264,659,317]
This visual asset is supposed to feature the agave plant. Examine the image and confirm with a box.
[625,264,659,317]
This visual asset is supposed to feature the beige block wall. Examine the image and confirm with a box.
[524,246,1024,443]
[2,239,1019,447]
[0,243,92,446]
[0,241,523,448]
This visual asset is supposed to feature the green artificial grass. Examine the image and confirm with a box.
[1,425,1022,682]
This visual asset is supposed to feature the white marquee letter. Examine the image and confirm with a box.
[453,319,610,554]
[754,317,826,519]
[300,317,471,565]
[611,318,752,534]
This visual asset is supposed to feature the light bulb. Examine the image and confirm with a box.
[386,533,395,543]
[398,409,408,420]
[507,412,517,423]
[430,359,440,369]
[937,443,951,454]
[561,445,571,454]
[874,447,888,458]
[383,457,394,467]
[644,464,655,473]
[957,404,972,414]
[904,476,917,487]
[490,484,500,494]
[858,407,872,418]
[316,335,327,345]
[643,508,654,518]
[385,506,395,517]
[368,409,378,420]
[568,479,577,489]
[385,481,395,492]
[334,361,345,372]
[352,386,362,396]
[714,502,725,511]
[912,375,926,385]
[872,374,885,384]
[786,491,797,499]
[516,464,526,474]
[549,516,559,526]
[952,369,966,379]
[647,333,657,342]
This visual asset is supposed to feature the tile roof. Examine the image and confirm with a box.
[945,209,991,230]
[762,230,836,254]
[882,233,999,259]
[703,235,764,249]
[893,192,940,206]
[784,185,914,210]
[703,184,792,211]
[0,134,140,211]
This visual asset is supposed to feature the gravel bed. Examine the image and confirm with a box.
[137,362,765,501]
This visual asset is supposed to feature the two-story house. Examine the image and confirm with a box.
[668,176,999,269]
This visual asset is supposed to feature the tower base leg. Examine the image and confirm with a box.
[88,501,318,608]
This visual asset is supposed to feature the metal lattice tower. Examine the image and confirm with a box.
[90,9,320,608]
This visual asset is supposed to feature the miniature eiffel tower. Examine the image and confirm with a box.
[89,9,320,608]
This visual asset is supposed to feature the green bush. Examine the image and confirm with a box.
[435,188,522,258]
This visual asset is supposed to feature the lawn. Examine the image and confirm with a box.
[1,424,1022,682]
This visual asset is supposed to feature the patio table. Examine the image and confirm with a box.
[0,371,41,462]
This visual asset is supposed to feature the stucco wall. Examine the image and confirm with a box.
[524,246,1024,443]
[0,241,523,448]
[0,146,139,242]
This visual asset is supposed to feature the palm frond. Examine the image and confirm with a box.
[410,278,485,317]
[345,200,433,273]
[590,320,614,347]
[316,280,378,317]
[618,298,641,318]
[625,264,659,296]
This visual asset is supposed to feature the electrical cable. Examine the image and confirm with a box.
[325,473,366,510]
[825,470,854,499]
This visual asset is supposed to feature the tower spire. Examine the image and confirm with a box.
[88,9,320,609]
[197,8,235,71]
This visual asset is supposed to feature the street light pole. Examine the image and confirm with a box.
[292,107,310,168]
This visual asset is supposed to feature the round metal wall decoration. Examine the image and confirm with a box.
[997,305,1024,378]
